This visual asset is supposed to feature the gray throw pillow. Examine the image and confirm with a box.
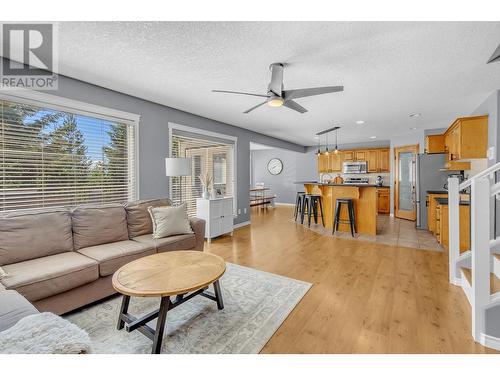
[148,203,193,239]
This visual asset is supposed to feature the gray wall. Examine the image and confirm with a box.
[12,65,306,224]
[250,148,317,204]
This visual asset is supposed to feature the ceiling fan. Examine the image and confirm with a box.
[212,63,344,114]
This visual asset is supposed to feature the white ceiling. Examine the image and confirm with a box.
[31,22,500,145]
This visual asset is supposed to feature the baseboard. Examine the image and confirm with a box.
[275,202,295,206]
[480,333,500,351]
[450,277,462,286]
[233,220,251,229]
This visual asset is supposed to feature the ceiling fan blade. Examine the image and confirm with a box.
[212,90,269,98]
[283,100,308,114]
[283,86,344,100]
[243,101,268,114]
[269,63,284,96]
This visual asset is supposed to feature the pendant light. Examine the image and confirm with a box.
[334,128,339,154]
[324,132,330,155]
[316,136,321,156]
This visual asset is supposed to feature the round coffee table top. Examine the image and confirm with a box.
[112,251,226,297]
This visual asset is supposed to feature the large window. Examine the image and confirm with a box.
[0,98,137,212]
[170,127,235,217]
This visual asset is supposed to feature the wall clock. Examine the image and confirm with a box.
[267,158,283,175]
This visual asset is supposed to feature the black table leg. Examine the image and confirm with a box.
[152,296,170,354]
[117,295,130,330]
[213,280,224,310]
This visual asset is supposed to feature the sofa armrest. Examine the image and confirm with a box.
[189,218,206,251]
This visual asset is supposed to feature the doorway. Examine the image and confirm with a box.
[394,144,419,221]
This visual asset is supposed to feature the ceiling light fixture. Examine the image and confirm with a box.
[409,113,421,118]
[410,127,417,130]
[356,120,365,125]
[267,97,284,107]
[316,136,321,156]
[324,132,330,155]
[369,136,377,139]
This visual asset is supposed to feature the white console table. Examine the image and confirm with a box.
[196,197,234,243]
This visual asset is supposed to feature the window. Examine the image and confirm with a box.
[0,98,137,212]
[170,127,235,217]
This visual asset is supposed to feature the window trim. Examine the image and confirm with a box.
[168,122,237,216]
[0,89,140,202]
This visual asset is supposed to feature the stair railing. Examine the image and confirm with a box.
[448,160,500,342]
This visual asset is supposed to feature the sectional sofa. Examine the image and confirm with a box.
[0,198,205,315]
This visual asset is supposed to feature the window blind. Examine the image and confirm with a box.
[0,99,137,212]
[170,130,235,217]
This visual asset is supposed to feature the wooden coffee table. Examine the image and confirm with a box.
[112,250,226,354]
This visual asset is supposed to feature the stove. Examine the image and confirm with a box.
[343,177,369,185]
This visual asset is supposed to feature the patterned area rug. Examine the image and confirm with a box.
[65,263,311,354]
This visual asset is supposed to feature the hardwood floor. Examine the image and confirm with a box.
[204,205,497,353]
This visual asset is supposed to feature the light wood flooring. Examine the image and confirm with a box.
[204,205,497,353]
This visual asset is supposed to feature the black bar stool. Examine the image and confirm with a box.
[333,198,356,237]
[301,194,325,227]
[294,192,306,221]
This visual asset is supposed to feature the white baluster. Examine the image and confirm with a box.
[448,177,460,285]
[470,177,490,342]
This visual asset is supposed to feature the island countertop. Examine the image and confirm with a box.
[294,181,389,188]
[298,182,378,235]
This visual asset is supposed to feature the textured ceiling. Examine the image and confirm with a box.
[37,22,500,145]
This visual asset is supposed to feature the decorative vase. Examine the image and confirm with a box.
[202,188,209,199]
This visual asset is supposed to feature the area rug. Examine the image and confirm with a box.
[65,263,312,354]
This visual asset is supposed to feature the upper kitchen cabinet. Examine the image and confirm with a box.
[444,115,488,161]
[342,150,355,162]
[425,134,446,154]
[367,149,390,173]
[367,150,378,172]
[354,150,367,161]
[378,149,390,172]
[317,153,329,173]
[329,152,342,172]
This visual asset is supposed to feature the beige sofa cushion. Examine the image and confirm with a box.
[1,252,99,302]
[132,233,196,253]
[77,240,155,277]
[71,204,129,250]
[0,208,73,266]
[125,198,172,238]
[0,290,39,332]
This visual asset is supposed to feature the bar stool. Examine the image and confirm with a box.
[301,194,325,227]
[294,192,306,221]
[333,198,356,237]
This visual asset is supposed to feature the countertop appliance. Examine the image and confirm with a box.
[344,177,369,185]
[342,161,367,174]
[415,153,450,229]
[376,175,384,186]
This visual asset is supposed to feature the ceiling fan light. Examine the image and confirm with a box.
[268,97,284,107]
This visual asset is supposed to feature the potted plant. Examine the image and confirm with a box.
[198,173,213,199]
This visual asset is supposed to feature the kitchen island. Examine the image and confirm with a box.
[296,181,381,235]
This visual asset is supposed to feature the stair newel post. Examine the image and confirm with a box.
[448,177,460,285]
[470,177,491,342]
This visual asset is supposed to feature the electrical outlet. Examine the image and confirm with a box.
[488,146,496,161]
[237,208,241,215]
[244,208,247,214]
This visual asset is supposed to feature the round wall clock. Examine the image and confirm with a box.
[267,158,283,175]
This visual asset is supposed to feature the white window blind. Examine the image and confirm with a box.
[171,130,235,217]
[0,99,137,212]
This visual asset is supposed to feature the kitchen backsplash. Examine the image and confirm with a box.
[320,172,391,185]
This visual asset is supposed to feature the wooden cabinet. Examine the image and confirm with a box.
[317,147,390,174]
[342,150,355,162]
[427,193,448,233]
[444,115,488,161]
[329,152,342,172]
[425,134,446,154]
[378,149,390,172]
[317,153,329,173]
[436,203,470,252]
[367,150,378,173]
[377,188,390,214]
[355,150,367,162]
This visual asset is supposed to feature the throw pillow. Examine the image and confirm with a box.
[0,266,7,280]
[148,203,193,239]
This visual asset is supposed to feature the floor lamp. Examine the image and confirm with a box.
[165,157,192,204]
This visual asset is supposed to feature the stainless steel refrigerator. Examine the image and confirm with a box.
[415,153,449,229]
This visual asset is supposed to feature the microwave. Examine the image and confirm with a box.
[342,161,367,174]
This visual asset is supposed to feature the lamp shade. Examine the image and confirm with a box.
[165,157,191,176]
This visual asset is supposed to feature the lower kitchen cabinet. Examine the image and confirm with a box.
[377,188,390,214]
